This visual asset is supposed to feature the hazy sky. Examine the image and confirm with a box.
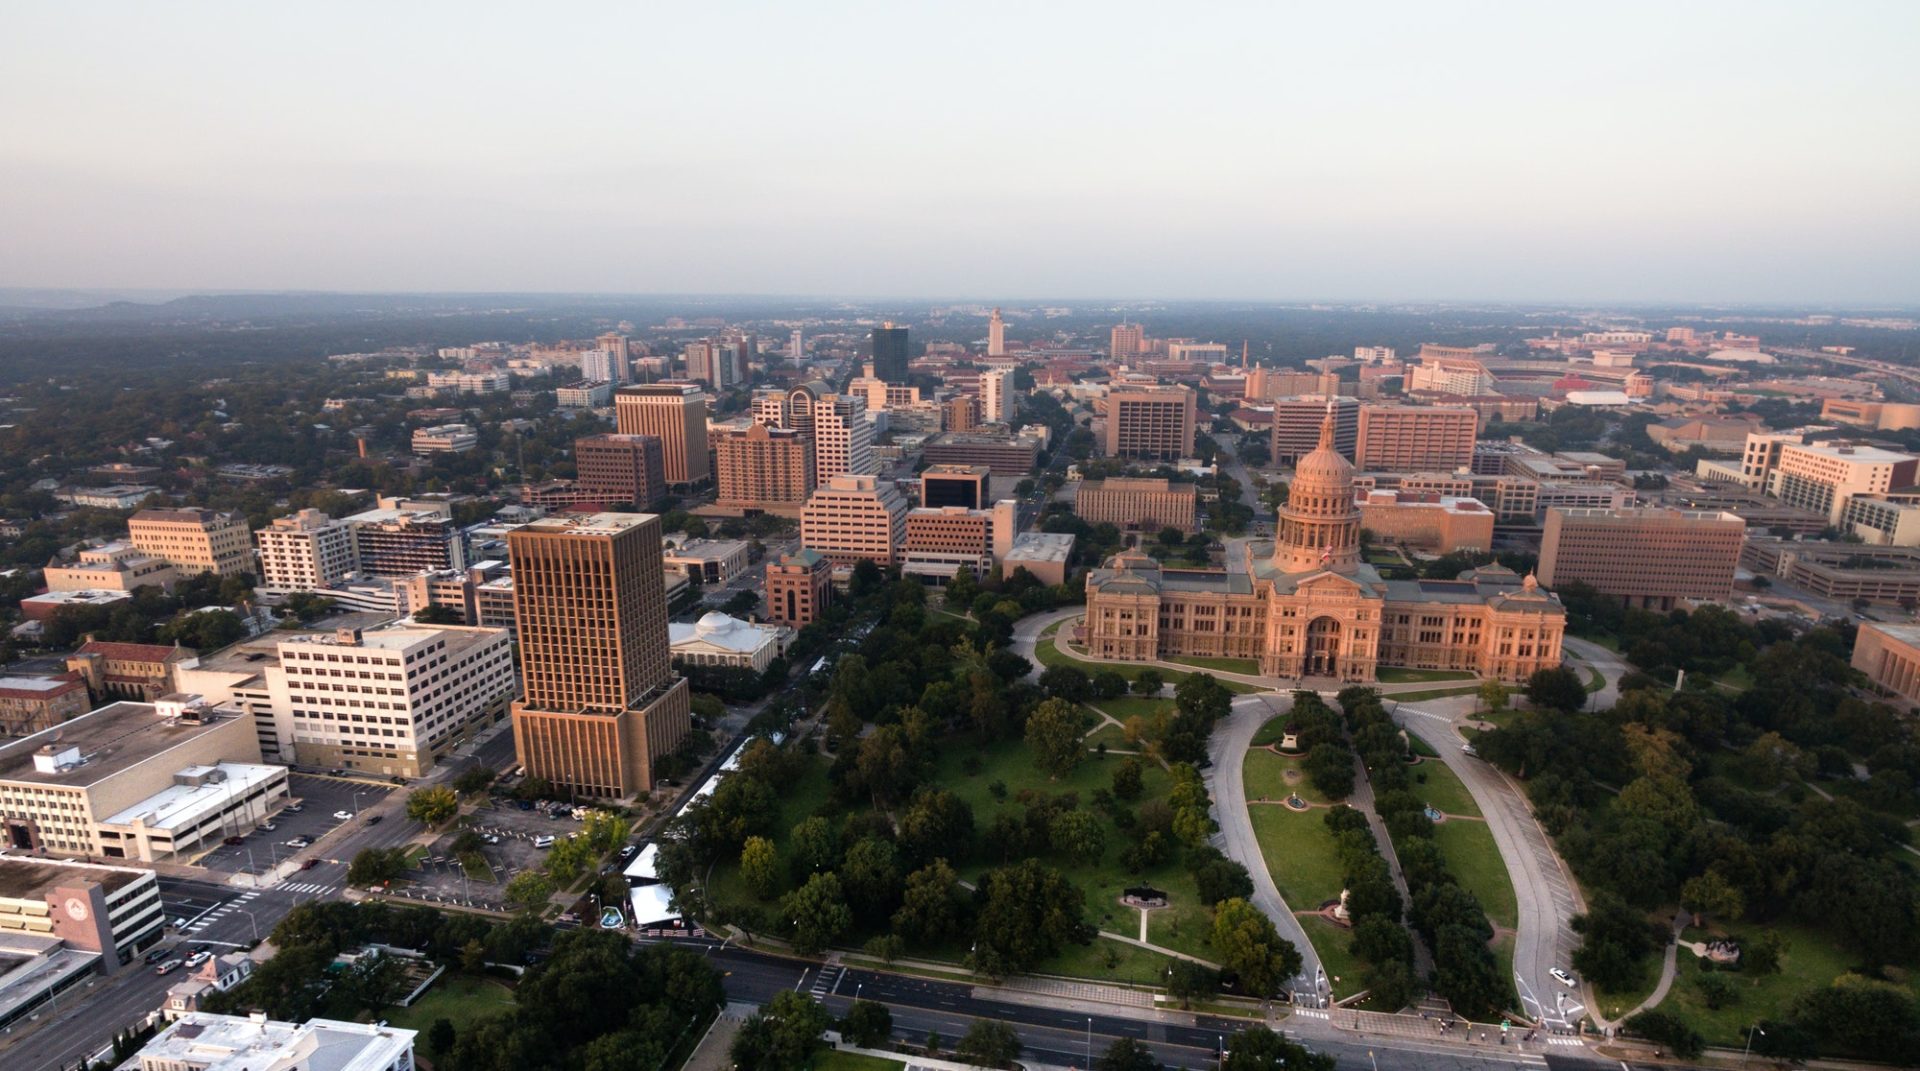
[5,2,1918,303]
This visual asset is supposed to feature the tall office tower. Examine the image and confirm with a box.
[1272,395,1360,465]
[766,548,832,626]
[508,513,691,799]
[717,334,753,385]
[1539,506,1746,611]
[128,508,255,578]
[615,384,711,489]
[980,368,1016,424]
[987,308,1006,357]
[800,474,909,566]
[255,509,355,594]
[811,393,875,484]
[714,424,817,515]
[789,328,804,363]
[871,323,910,383]
[1104,384,1195,461]
[595,333,632,383]
[575,433,666,509]
[345,508,468,576]
[1110,321,1144,358]
[922,464,991,509]
[1354,405,1479,472]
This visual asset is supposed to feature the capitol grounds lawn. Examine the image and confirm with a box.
[1036,620,1264,694]
[1164,654,1263,675]
[1086,697,1176,721]
[1242,750,1329,806]
[1429,818,1517,933]
[1408,761,1479,818]
[1660,921,1912,1048]
[813,1053,904,1071]
[382,973,517,1036]
[1384,684,1481,703]
[1375,667,1477,683]
[1244,794,1345,914]
[702,731,1225,980]
[1299,915,1370,1002]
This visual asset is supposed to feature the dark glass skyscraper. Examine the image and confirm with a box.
[871,323,910,383]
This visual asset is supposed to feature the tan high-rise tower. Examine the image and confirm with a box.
[988,308,1006,357]
[615,384,711,489]
[509,513,690,799]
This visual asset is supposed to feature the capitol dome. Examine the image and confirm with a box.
[695,611,743,637]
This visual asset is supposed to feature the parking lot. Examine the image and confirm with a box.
[195,774,394,875]
[379,797,586,912]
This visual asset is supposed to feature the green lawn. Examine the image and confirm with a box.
[814,1051,904,1071]
[1243,750,1328,805]
[1409,762,1480,818]
[1083,722,1134,753]
[1252,715,1292,748]
[1299,915,1369,1002]
[1388,685,1482,702]
[384,974,516,1035]
[1376,667,1477,683]
[1583,666,1607,693]
[1036,621,1264,694]
[1407,734,1438,758]
[1590,956,1661,1024]
[1247,805,1344,910]
[1429,819,1516,931]
[1165,654,1262,675]
[703,758,836,912]
[1665,922,1913,1048]
[1088,697,1175,721]
[1039,936,1179,987]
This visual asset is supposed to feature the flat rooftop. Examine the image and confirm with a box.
[514,512,659,537]
[1005,532,1075,564]
[0,856,148,899]
[101,761,284,831]
[1788,442,1917,464]
[138,1013,416,1071]
[0,701,243,789]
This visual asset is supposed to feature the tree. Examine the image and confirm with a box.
[346,847,406,886]
[1301,743,1355,800]
[412,603,465,625]
[1165,960,1218,1007]
[1026,697,1092,778]
[971,859,1091,975]
[1210,898,1303,998]
[427,1018,456,1059]
[897,789,974,867]
[956,1020,1022,1068]
[1097,1038,1160,1071]
[841,1000,893,1048]
[788,816,840,876]
[459,938,487,973]
[1131,670,1164,696]
[405,786,458,828]
[741,836,781,900]
[781,872,851,955]
[1091,670,1128,700]
[1625,1009,1705,1060]
[1220,1026,1335,1071]
[1477,679,1510,714]
[1111,758,1144,801]
[1039,665,1092,703]
[893,859,966,946]
[1680,870,1744,927]
[839,836,902,917]
[1192,854,1254,906]
[1693,970,1739,1011]
[453,765,496,795]
[1048,808,1107,864]
[504,870,556,911]
[731,990,830,1071]
[1742,929,1785,981]
[1525,665,1588,712]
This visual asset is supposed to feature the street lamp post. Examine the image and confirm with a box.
[1742,1023,1766,1062]
[1085,1016,1092,1071]
[352,789,369,817]
[235,907,259,944]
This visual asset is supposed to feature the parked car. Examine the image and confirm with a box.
[154,959,183,976]
[184,951,211,968]
[618,844,638,859]
[482,834,500,845]
[257,822,276,832]
[222,835,245,846]
[1551,967,1578,988]
[144,946,174,965]
[1460,743,1478,757]
[284,803,304,813]
[532,835,555,849]
[332,810,354,820]
[328,768,346,777]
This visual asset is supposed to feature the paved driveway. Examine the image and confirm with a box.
[1206,692,1325,1004]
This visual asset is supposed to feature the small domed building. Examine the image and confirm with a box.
[1083,406,1565,683]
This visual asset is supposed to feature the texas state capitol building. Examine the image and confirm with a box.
[1082,409,1566,683]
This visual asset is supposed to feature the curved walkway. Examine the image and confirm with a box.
[1207,692,1325,1004]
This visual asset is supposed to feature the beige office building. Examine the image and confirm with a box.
[714,425,816,516]
[615,384,711,488]
[256,510,355,594]
[800,474,909,567]
[1355,405,1479,472]
[0,677,91,738]
[1765,442,1920,526]
[1357,491,1495,553]
[42,543,177,593]
[508,514,690,800]
[1538,506,1745,610]
[128,509,254,579]
[1073,478,1199,533]
[1851,622,1920,706]
[902,508,996,582]
[1104,384,1196,461]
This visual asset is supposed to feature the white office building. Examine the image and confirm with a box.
[256,509,356,594]
[980,368,1016,425]
[812,394,875,483]
[130,1012,416,1071]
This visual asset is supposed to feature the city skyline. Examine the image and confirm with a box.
[3,2,1917,303]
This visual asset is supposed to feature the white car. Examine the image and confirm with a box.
[332,810,354,821]
[1460,743,1478,757]
[184,951,211,968]
[1551,967,1577,988]
[532,835,555,849]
